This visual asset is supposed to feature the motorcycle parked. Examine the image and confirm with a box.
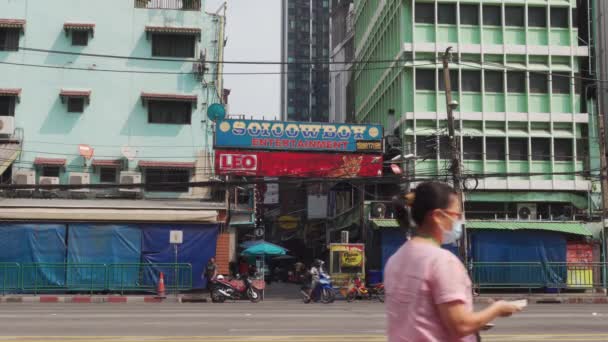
[301,272,335,304]
[346,275,385,303]
[210,275,262,303]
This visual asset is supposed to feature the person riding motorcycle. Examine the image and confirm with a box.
[308,260,321,298]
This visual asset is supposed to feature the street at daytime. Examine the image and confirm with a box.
[1,0,608,341]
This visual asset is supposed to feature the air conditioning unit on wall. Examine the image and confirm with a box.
[39,177,60,191]
[0,116,15,136]
[517,204,537,220]
[370,202,388,219]
[119,171,141,193]
[69,172,90,192]
[13,170,35,185]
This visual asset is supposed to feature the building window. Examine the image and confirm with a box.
[552,73,570,94]
[509,138,528,161]
[507,71,526,93]
[148,101,192,125]
[531,138,551,161]
[416,69,436,91]
[0,96,16,116]
[505,7,525,27]
[438,4,456,25]
[554,139,573,161]
[528,7,547,27]
[572,8,578,28]
[67,98,85,113]
[0,28,20,51]
[529,73,548,94]
[439,70,459,91]
[416,135,437,159]
[486,138,505,160]
[71,31,89,46]
[463,137,483,160]
[145,168,190,193]
[551,7,569,28]
[461,70,481,92]
[460,4,479,25]
[415,3,435,24]
[42,166,60,178]
[483,5,502,26]
[99,167,117,183]
[439,136,451,160]
[485,70,504,93]
[152,34,195,58]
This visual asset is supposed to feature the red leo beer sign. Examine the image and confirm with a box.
[218,153,258,172]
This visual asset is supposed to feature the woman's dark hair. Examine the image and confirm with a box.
[393,182,456,227]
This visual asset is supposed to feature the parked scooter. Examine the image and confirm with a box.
[210,275,262,303]
[301,272,335,304]
[346,275,385,303]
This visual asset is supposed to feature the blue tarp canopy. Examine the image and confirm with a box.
[141,224,219,289]
[67,224,141,290]
[0,224,67,290]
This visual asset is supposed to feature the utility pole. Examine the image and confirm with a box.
[442,47,468,263]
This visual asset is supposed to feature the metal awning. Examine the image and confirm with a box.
[370,219,400,229]
[63,22,95,37]
[0,89,22,102]
[466,221,591,236]
[60,89,91,104]
[92,159,122,167]
[34,157,66,166]
[0,198,220,223]
[138,160,195,169]
[140,92,198,107]
[145,25,201,40]
[0,19,25,31]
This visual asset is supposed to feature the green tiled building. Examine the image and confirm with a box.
[353,0,598,220]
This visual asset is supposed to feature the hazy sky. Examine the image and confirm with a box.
[206,0,281,119]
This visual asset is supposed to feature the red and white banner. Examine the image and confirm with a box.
[215,150,383,178]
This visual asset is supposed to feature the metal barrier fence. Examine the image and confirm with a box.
[0,263,192,295]
[472,262,607,291]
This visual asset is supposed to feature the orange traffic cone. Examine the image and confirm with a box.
[157,272,166,298]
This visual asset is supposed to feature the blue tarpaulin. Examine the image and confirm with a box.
[0,224,67,290]
[471,231,567,286]
[141,224,219,289]
[381,230,406,277]
[67,224,142,290]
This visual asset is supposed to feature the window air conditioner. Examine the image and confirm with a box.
[517,204,538,220]
[69,172,90,192]
[119,171,142,193]
[0,116,15,136]
[13,170,35,185]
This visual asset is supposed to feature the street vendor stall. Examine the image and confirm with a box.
[328,243,365,289]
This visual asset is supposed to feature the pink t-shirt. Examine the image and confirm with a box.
[385,241,475,342]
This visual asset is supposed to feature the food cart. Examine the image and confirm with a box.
[328,243,365,289]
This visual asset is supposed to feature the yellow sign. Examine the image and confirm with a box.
[356,141,382,152]
[278,216,298,230]
[341,251,363,267]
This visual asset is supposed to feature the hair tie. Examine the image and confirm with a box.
[405,192,416,207]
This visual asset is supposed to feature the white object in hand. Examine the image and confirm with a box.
[508,299,528,309]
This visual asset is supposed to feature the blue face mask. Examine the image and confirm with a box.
[441,215,463,245]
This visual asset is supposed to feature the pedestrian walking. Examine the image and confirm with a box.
[205,257,218,283]
[385,182,522,342]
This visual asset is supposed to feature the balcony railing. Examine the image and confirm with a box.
[135,0,201,11]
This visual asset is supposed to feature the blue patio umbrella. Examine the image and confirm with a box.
[242,242,287,256]
[240,240,289,252]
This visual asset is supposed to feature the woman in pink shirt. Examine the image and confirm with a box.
[385,182,521,342]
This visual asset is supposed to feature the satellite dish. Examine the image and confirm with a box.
[207,103,226,121]
[121,145,137,161]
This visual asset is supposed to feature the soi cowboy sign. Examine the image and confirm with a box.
[215,119,383,153]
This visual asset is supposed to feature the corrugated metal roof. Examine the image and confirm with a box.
[0,19,25,29]
[467,221,591,236]
[371,219,400,229]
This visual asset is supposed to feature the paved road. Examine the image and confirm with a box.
[0,302,607,341]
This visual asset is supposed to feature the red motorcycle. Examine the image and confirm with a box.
[346,275,384,303]
[210,275,263,303]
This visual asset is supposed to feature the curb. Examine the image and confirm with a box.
[0,296,185,304]
[474,297,608,305]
